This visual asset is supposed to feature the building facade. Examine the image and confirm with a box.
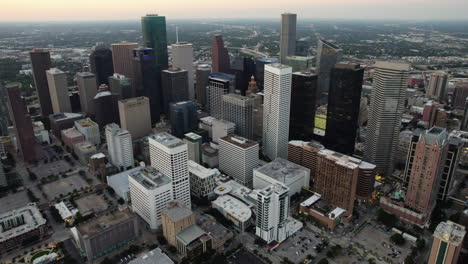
[106,123,134,170]
[90,46,114,86]
[279,13,297,64]
[118,96,152,139]
[76,72,97,115]
[169,101,198,138]
[211,35,230,73]
[428,221,465,264]
[188,160,218,199]
[315,39,341,103]
[111,42,138,79]
[161,68,189,114]
[183,133,203,164]
[222,93,255,139]
[172,42,195,100]
[46,68,72,114]
[207,73,236,119]
[289,72,318,141]
[29,49,53,116]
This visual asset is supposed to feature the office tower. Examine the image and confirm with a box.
[211,35,230,73]
[109,73,132,100]
[75,72,97,115]
[428,221,465,264]
[188,160,218,199]
[172,42,195,100]
[295,37,312,56]
[49,112,84,138]
[212,119,235,143]
[324,63,364,155]
[364,61,410,175]
[5,85,43,163]
[129,167,173,229]
[161,68,189,114]
[246,76,264,140]
[46,68,72,114]
[316,39,341,103]
[106,123,134,170]
[149,133,191,208]
[111,42,138,79]
[206,73,236,119]
[219,135,259,188]
[141,14,168,70]
[289,72,318,141]
[222,94,255,139]
[427,72,448,101]
[183,133,202,164]
[262,63,292,160]
[255,183,290,244]
[0,83,9,136]
[462,98,468,131]
[132,48,161,123]
[255,58,278,91]
[29,49,53,116]
[279,13,297,64]
[284,56,313,72]
[118,96,152,139]
[452,82,468,110]
[75,118,100,145]
[94,84,118,127]
[169,101,198,138]
[438,136,462,201]
[69,91,80,113]
[229,56,256,95]
[161,201,195,247]
[0,161,5,187]
[195,64,211,106]
[288,140,324,184]
[247,75,259,96]
[90,46,114,86]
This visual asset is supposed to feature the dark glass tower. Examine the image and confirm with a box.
[90,46,114,86]
[289,72,318,141]
[29,49,53,116]
[211,35,230,73]
[161,68,189,115]
[141,14,168,70]
[169,101,198,138]
[230,56,256,95]
[195,64,211,107]
[94,84,119,127]
[132,48,161,123]
[254,58,278,91]
[324,63,364,155]
[0,83,9,136]
[316,39,341,104]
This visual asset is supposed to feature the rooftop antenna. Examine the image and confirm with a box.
[176,26,179,43]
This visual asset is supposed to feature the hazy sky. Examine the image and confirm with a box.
[1,0,468,21]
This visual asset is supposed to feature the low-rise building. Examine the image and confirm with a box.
[54,201,79,223]
[212,119,235,143]
[176,224,211,258]
[161,201,195,247]
[75,118,101,145]
[212,194,252,231]
[106,166,143,202]
[299,194,346,229]
[196,214,234,251]
[74,141,97,165]
[33,121,50,144]
[188,160,218,199]
[61,127,85,149]
[49,112,84,138]
[127,248,174,264]
[202,144,219,168]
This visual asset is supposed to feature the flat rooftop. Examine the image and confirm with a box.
[219,135,258,149]
[129,167,171,190]
[150,132,184,148]
[46,68,65,74]
[76,209,135,236]
[268,63,291,69]
[128,248,174,264]
[176,224,206,246]
[75,118,97,128]
[434,221,466,246]
[255,157,309,180]
[318,149,362,169]
[212,195,252,222]
[50,112,83,121]
[319,39,340,50]
[184,132,202,141]
[162,203,193,223]
[188,160,219,179]
[209,72,235,82]
[62,127,83,138]
[0,204,47,242]
[76,72,95,78]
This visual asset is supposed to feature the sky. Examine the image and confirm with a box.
[1,0,468,22]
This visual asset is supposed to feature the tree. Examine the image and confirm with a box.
[404,255,415,264]
[317,258,329,264]
[117,198,125,205]
[390,233,405,246]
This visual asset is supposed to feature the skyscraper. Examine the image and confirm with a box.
[0,83,9,136]
[324,63,364,155]
[255,58,278,92]
[262,63,292,160]
[462,98,468,131]
[316,39,341,103]
[141,14,168,70]
[111,42,138,79]
[206,73,236,119]
[161,68,189,114]
[46,68,72,114]
[427,72,448,101]
[169,101,198,138]
[29,49,53,116]
[211,35,230,73]
[364,61,409,175]
[90,46,114,86]
[94,84,118,127]
[109,73,132,100]
[288,140,324,185]
[222,93,255,139]
[118,96,152,139]
[289,71,318,141]
[75,72,97,115]
[279,13,297,64]
[172,42,195,100]
[149,132,191,208]
[183,133,202,164]
[428,221,465,264]
[195,64,211,106]
[105,123,134,170]
[6,85,43,163]
[132,47,161,123]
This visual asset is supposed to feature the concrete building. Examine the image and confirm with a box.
[188,160,218,199]
[129,166,173,229]
[109,73,132,100]
[49,112,84,138]
[172,42,195,100]
[75,118,100,146]
[262,63,292,160]
[299,194,346,229]
[111,42,138,79]
[128,248,174,264]
[219,135,259,188]
[106,166,143,202]
[212,119,235,144]
[207,73,236,119]
[71,209,139,262]
[212,194,252,231]
[105,123,134,170]
[0,204,48,254]
[30,49,53,116]
[161,68,189,114]
[46,68,72,114]
[196,214,234,251]
[428,221,465,264]
[61,127,85,149]
[183,133,202,164]
[161,201,195,247]
[315,39,341,103]
[175,224,211,258]
[74,141,97,165]
[0,161,6,187]
[211,35,230,73]
[427,72,448,101]
[222,93,255,139]
[33,121,49,145]
[364,61,410,175]
[118,96,152,139]
[288,140,324,185]
[452,82,468,110]
[76,72,97,115]
[149,133,191,208]
[202,144,219,168]
[253,157,309,196]
[279,13,297,64]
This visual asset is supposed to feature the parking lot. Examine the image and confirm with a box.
[40,174,89,200]
[34,160,74,178]
[0,191,30,214]
[75,193,109,215]
[273,228,324,263]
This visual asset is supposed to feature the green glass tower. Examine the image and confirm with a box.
[141,14,168,70]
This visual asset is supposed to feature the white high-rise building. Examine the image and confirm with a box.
[187,160,219,199]
[219,135,259,188]
[172,42,195,100]
[262,63,292,160]
[128,166,173,229]
[149,132,191,208]
[364,61,410,175]
[46,68,72,114]
[222,93,255,139]
[255,183,290,244]
[105,123,134,170]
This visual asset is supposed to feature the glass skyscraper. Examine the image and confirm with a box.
[141,14,168,70]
